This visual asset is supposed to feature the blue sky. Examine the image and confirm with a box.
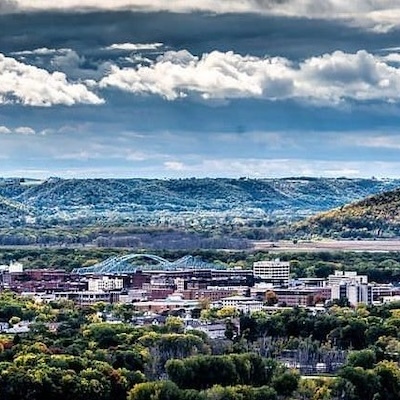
[2,1,400,178]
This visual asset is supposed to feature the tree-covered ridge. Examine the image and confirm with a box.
[1,177,399,227]
[0,196,29,216]
[0,177,399,246]
[294,188,400,239]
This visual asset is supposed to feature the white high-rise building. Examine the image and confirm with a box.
[329,271,372,305]
[87,276,124,292]
[253,259,290,287]
[0,261,23,273]
[328,270,368,286]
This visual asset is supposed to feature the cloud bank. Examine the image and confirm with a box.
[5,0,396,15]
[0,53,103,106]
[100,49,400,104]
[5,1,400,30]
[6,46,400,106]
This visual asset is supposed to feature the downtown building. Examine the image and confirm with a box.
[253,259,290,287]
[329,271,372,305]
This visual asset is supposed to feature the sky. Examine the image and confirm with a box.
[2,1,400,178]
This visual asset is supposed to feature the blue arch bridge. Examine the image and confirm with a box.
[72,253,223,275]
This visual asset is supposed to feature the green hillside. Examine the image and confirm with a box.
[294,188,400,239]
[1,177,400,246]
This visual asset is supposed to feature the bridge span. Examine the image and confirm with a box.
[72,253,223,275]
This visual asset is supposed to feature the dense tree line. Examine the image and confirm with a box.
[0,227,251,249]
[166,353,280,390]
[283,251,400,282]
[0,292,304,399]
[1,292,400,398]
[239,304,400,351]
[128,381,279,400]
[2,248,400,284]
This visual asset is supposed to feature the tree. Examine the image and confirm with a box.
[339,366,380,400]
[111,349,145,371]
[165,316,184,334]
[128,381,182,400]
[216,307,238,319]
[225,320,238,341]
[347,349,376,369]
[265,291,278,306]
[271,370,299,397]
[166,355,237,390]
[252,386,277,400]
[314,262,336,278]
[374,360,400,400]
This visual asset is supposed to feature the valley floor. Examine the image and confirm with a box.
[253,239,400,252]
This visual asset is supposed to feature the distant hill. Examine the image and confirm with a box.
[1,176,400,233]
[1,177,400,247]
[0,196,28,215]
[293,188,400,239]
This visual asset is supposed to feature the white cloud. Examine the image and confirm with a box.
[0,126,12,134]
[14,127,36,135]
[55,150,94,161]
[296,50,400,103]
[0,125,37,135]
[7,1,400,30]
[155,158,400,179]
[0,0,17,13]
[11,48,112,81]
[381,53,400,64]
[7,159,399,180]
[105,43,163,51]
[11,48,71,56]
[3,0,392,15]
[99,49,400,105]
[382,47,400,52]
[0,53,104,106]
[49,49,114,81]
[100,50,293,101]
[164,161,186,171]
[346,134,400,150]
[7,0,248,13]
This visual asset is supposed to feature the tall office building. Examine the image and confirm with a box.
[253,259,290,287]
[329,271,372,305]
